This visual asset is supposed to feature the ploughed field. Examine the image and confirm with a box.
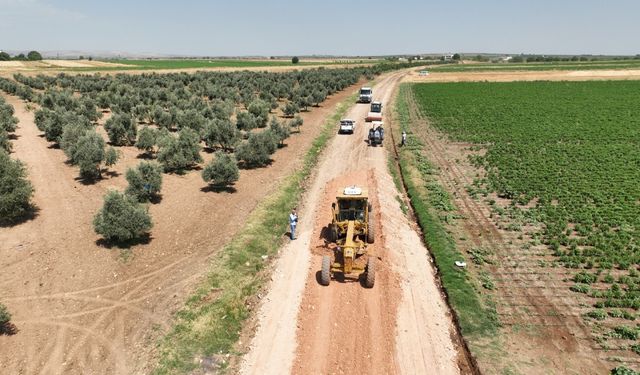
[413,81,640,358]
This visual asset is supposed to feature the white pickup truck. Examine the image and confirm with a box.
[339,119,356,134]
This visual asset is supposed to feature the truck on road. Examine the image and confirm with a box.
[358,87,373,103]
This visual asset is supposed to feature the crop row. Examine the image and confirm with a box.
[411,81,640,340]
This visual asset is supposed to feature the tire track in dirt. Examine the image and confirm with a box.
[242,70,464,375]
[404,89,610,373]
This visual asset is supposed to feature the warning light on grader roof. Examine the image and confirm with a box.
[343,186,362,195]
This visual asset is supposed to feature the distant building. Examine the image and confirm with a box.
[442,54,454,61]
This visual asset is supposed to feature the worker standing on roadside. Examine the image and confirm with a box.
[289,208,298,240]
[401,131,407,146]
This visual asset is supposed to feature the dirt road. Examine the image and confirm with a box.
[0,85,358,374]
[241,71,463,375]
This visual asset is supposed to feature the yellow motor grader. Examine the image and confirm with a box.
[320,186,376,288]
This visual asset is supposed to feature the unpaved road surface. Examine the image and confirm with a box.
[0,85,358,375]
[241,71,463,375]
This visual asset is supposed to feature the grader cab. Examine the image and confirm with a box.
[320,186,376,288]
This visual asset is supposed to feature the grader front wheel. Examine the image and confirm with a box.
[367,216,375,244]
[320,255,331,286]
[364,257,376,288]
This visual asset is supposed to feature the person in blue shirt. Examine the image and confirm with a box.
[289,208,298,240]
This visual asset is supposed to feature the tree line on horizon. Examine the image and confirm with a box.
[0,50,43,62]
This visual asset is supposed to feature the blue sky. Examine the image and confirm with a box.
[1,0,638,56]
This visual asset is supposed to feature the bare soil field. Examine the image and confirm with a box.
[241,71,467,375]
[0,60,128,71]
[402,90,614,374]
[0,60,374,77]
[403,69,640,83]
[0,82,360,374]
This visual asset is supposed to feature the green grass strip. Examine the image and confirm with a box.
[394,83,498,338]
[154,89,359,374]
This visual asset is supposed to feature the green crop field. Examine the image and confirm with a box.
[412,81,640,341]
[429,59,640,72]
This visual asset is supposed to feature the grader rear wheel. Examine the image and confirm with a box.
[365,257,376,288]
[320,256,331,286]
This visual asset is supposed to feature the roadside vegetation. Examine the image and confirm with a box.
[411,80,640,362]
[393,85,499,338]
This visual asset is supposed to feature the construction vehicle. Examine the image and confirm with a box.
[367,121,384,146]
[365,101,383,122]
[338,118,356,134]
[320,186,376,288]
[358,87,373,103]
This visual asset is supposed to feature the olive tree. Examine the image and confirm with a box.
[311,89,326,107]
[42,110,65,143]
[0,130,10,152]
[201,118,239,151]
[282,101,299,117]
[0,151,34,224]
[235,130,277,167]
[236,111,259,131]
[71,131,105,179]
[104,147,120,172]
[269,117,290,147]
[104,113,137,146]
[93,190,153,243]
[0,105,18,133]
[125,162,163,202]
[135,126,157,154]
[60,121,92,160]
[288,115,304,133]
[202,152,239,187]
[247,100,269,127]
[176,109,206,132]
[157,128,202,172]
